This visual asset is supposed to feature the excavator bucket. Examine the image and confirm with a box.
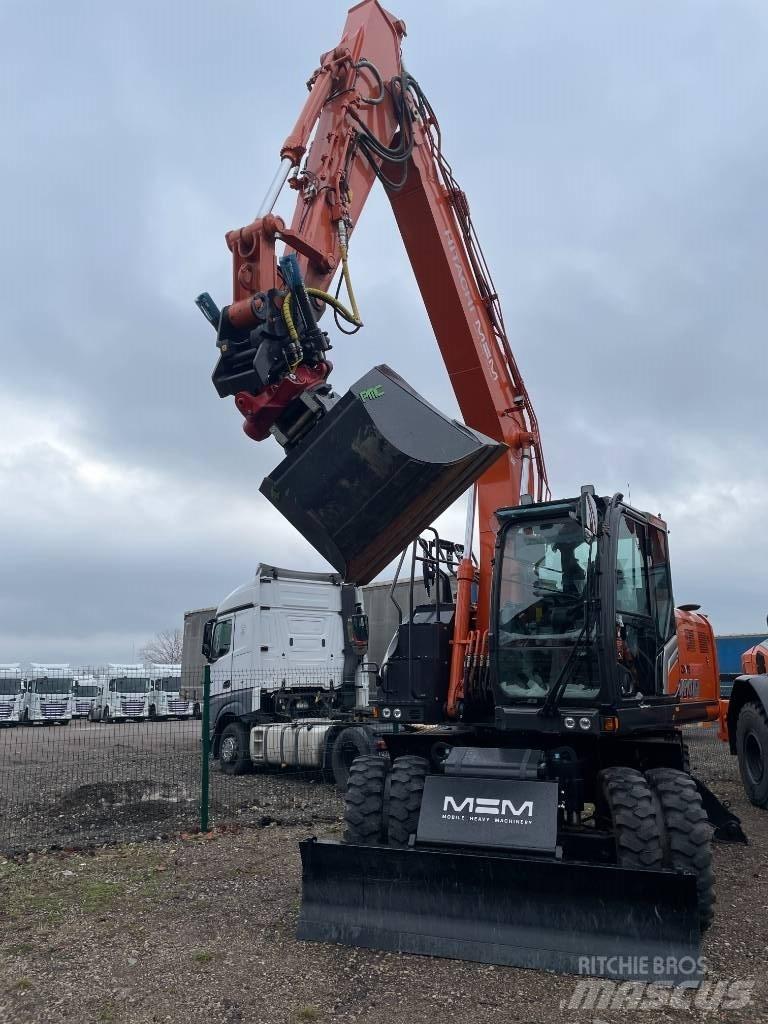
[297,839,703,982]
[260,365,507,584]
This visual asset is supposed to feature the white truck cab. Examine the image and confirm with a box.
[22,664,75,725]
[202,564,372,777]
[91,664,150,722]
[0,664,24,726]
[72,673,100,718]
[148,664,192,720]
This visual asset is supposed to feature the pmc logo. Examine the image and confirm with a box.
[443,796,534,817]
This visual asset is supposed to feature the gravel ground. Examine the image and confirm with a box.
[0,722,765,1024]
[0,721,340,854]
[0,807,766,1024]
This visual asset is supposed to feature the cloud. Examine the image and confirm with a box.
[2,0,767,662]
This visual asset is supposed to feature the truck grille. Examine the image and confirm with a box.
[167,700,189,715]
[0,702,13,720]
[42,703,69,718]
[75,701,93,715]
[121,701,145,716]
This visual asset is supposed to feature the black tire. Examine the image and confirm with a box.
[646,768,715,931]
[387,756,429,848]
[331,727,375,790]
[219,721,251,775]
[736,702,768,808]
[597,767,663,869]
[22,709,29,726]
[342,755,387,844]
[88,706,101,723]
[148,705,157,721]
[59,720,70,727]
[681,740,691,774]
[102,707,110,724]
[193,702,202,720]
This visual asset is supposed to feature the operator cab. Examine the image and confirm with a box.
[491,488,679,735]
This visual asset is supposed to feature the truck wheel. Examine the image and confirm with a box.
[101,707,110,723]
[22,709,29,725]
[736,702,768,808]
[646,768,715,931]
[89,706,102,723]
[193,702,202,720]
[387,756,429,848]
[596,767,663,869]
[342,756,387,845]
[331,727,375,790]
[219,722,251,775]
[149,705,157,721]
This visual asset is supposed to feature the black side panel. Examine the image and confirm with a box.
[298,839,701,981]
[260,366,507,584]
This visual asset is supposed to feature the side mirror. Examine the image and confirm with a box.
[202,619,214,661]
[579,484,598,543]
[349,610,369,653]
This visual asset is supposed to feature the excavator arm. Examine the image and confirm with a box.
[200,0,548,684]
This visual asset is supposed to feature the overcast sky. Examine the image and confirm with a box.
[2,0,767,664]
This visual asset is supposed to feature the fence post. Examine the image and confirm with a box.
[200,665,211,832]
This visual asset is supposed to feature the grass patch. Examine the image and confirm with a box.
[80,880,125,912]
[295,1006,320,1021]
[13,977,32,991]
[193,950,214,964]
[98,1002,116,1022]
[3,943,34,956]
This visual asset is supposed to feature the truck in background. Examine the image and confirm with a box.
[0,664,24,726]
[89,664,150,723]
[181,607,215,716]
[198,564,381,786]
[72,673,100,718]
[147,664,192,720]
[716,632,768,698]
[22,664,74,725]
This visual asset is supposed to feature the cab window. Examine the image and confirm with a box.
[615,516,650,616]
[211,618,233,661]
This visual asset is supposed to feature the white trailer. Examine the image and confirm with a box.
[148,664,192,720]
[22,664,75,725]
[90,664,150,722]
[0,664,24,727]
[72,673,100,718]
[201,564,376,784]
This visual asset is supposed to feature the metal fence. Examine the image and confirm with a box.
[0,665,741,856]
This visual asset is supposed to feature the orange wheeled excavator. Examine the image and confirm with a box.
[197,0,747,980]
[720,620,768,808]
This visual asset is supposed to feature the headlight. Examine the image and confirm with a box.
[563,716,576,729]
[393,708,402,720]
[381,707,392,719]
[579,716,591,731]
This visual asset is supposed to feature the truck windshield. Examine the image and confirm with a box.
[155,680,180,692]
[496,516,599,705]
[32,678,74,695]
[0,680,21,695]
[76,685,100,697]
[112,678,149,693]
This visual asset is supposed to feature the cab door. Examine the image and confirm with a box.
[209,617,234,697]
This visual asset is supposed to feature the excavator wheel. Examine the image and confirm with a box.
[342,756,387,845]
[387,756,429,848]
[645,768,715,930]
[596,767,663,869]
[735,702,768,808]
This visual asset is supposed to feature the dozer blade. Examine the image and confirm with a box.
[260,365,507,584]
[297,839,702,982]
